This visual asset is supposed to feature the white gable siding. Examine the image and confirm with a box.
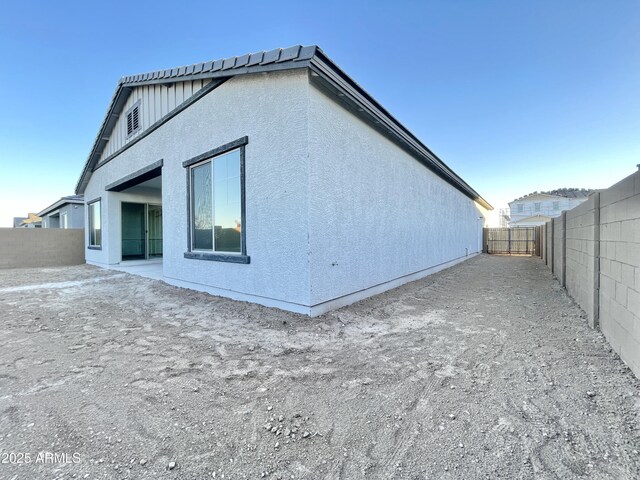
[98,79,211,162]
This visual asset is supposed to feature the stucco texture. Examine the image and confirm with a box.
[307,86,486,309]
[42,203,84,229]
[85,70,312,308]
[0,228,85,268]
[84,69,487,314]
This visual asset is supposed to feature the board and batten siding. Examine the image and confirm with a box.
[99,79,211,162]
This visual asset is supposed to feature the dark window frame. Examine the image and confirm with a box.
[87,197,102,250]
[183,137,249,264]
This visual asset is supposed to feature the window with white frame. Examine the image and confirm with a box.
[88,199,102,248]
[534,202,541,212]
[517,204,524,213]
[185,138,247,261]
[60,211,68,229]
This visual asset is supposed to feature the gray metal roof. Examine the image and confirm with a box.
[117,45,317,87]
[38,195,85,217]
[75,45,492,210]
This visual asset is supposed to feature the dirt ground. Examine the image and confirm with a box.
[0,255,638,480]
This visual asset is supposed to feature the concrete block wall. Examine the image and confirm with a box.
[552,213,566,285]
[541,224,548,265]
[546,221,553,268]
[564,193,599,326]
[0,228,85,268]
[598,172,640,376]
[543,169,640,378]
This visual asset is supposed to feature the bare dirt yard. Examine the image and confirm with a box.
[0,255,639,479]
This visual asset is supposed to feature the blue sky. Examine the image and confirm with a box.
[0,0,638,227]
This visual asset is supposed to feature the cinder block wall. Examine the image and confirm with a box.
[598,172,640,376]
[546,221,553,269]
[552,214,565,284]
[565,194,599,325]
[0,228,85,268]
[543,170,640,378]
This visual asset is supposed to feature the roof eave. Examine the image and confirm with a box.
[75,47,318,195]
[75,44,492,211]
[37,198,85,217]
[308,51,492,210]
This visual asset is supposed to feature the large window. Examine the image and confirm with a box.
[184,137,248,263]
[88,199,102,249]
[534,202,541,212]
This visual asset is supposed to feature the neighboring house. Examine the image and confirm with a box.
[38,195,85,228]
[75,45,492,316]
[507,188,592,227]
[17,213,42,228]
[12,217,27,228]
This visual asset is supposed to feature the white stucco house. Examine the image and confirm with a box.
[75,45,492,316]
[38,195,85,228]
[507,189,592,227]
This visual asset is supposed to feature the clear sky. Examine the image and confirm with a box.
[0,0,638,227]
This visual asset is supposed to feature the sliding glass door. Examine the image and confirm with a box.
[147,204,163,258]
[121,202,162,261]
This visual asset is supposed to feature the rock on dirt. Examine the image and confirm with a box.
[0,256,639,479]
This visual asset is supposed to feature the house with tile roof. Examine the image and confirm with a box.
[507,189,593,227]
[75,45,492,315]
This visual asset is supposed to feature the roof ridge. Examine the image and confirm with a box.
[75,44,491,210]
[117,45,319,86]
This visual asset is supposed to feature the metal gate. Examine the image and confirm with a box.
[484,227,536,255]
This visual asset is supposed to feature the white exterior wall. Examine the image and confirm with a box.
[509,195,587,226]
[84,69,488,315]
[63,203,85,228]
[42,215,59,228]
[307,85,487,314]
[85,70,312,310]
[42,203,84,229]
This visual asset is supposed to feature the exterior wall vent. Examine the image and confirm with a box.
[126,101,141,137]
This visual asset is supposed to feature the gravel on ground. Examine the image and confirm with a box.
[0,254,638,479]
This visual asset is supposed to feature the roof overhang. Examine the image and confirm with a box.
[512,214,552,223]
[105,160,163,192]
[510,193,567,204]
[38,197,84,217]
[307,50,491,210]
[75,45,492,210]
